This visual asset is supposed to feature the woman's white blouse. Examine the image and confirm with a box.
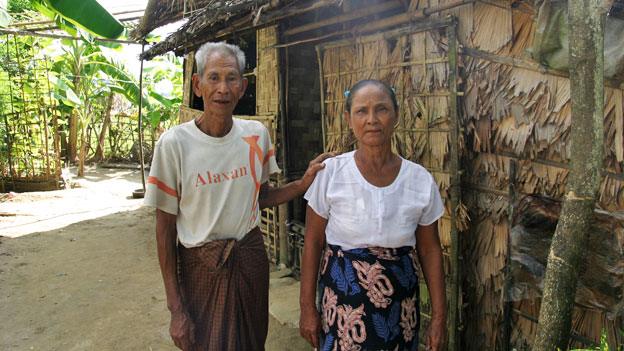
[304,151,444,249]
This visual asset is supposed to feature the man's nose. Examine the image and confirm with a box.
[216,79,229,93]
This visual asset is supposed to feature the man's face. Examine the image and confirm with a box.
[192,52,248,118]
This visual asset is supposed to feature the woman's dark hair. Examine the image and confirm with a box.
[345,79,398,113]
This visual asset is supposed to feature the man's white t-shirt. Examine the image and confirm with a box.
[304,151,444,249]
[144,118,280,248]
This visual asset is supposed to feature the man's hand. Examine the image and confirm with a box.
[299,305,322,348]
[425,316,446,351]
[170,309,195,350]
[299,152,337,191]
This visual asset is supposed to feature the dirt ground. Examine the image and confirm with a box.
[0,166,308,351]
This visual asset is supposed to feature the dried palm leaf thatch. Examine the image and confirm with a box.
[509,197,624,348]
[472,1,513,53]
[598,176,624,211]
[512,299,624,350]
[132,0,213,39]
[462,195,509,350]
[516,161,568,198]
[469,153,511,190]
[440,1,474,47]
[604,88,624,170]
[511,299,540,350]
[508,2,536,57]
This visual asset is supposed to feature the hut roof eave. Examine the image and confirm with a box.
[138,0,342,60]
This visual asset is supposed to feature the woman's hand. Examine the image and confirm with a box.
[170,309,195,350]
[425,316,446,351]
[299,304,322,348]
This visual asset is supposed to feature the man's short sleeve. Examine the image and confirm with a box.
[418,175,445,226]
[144,135,180,215]
[260,126,281,184]
[303,160,330,219]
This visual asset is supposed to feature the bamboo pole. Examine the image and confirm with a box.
[502,159,517,351]
[316,45,328,151]
[0,28,140,44]
[3,35,16,178]
[277,40,290,267]
[446,20,461,351]
[137,43,147,194]
[533,1,607,350]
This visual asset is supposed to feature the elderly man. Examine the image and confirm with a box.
[145,42,332,350]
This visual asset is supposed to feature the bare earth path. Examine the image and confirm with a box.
[0,167,308,351]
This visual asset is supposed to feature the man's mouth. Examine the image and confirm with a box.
[213,99,230,105]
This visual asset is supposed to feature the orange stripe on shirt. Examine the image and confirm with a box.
[263,149,275,165]
[147,176,178,198]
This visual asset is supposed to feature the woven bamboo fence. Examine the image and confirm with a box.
[316,18,467,349]
[0,35,61,192]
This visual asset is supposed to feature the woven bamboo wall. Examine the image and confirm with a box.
[406,0,624,349]
[256,26,280,116]
[256,25,285,264]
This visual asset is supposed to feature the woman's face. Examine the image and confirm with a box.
[345,84,397,147]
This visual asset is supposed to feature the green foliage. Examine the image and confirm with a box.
[8,0,33,13]
[29,0,123,38]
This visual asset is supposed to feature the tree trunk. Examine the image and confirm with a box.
[532,1,607,350]
[78,126,86,177]
[68,111,78,162]
[94,93,114,161]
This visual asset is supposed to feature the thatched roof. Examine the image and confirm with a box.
[136,0,341,60]
[131,0,214,40]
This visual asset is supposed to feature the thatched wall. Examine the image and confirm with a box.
[313,0,623,349]
[403,0,624,349]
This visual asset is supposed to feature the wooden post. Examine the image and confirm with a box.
[533,1,607,350]
[446,19,461,351]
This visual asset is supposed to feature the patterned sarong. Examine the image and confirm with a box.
[319,244,420,351]
[177,227,269,351]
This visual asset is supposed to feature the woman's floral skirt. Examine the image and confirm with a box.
[318,244,420,351]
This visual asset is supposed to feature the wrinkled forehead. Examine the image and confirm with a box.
[351,84,393,105]
[202,52,241,75]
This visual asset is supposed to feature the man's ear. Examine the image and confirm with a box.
[192,73,201,97]
[240,77,248,98]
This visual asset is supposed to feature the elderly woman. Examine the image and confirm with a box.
[299,79,447,350]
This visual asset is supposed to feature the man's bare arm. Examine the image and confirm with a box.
[156,209,194,349]
[258,152,335,208]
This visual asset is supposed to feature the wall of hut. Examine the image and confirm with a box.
[402,0,624,349]
[277,0,624,349]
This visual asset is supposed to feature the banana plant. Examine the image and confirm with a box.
[29,0,123,38]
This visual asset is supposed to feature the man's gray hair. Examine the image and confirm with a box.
[195,42,246,77]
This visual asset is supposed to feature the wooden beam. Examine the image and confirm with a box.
[284,1,403,36]
[0,28,141,44]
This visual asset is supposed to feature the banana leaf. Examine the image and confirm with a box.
[33,0,123,38]
[85,59,150,108]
